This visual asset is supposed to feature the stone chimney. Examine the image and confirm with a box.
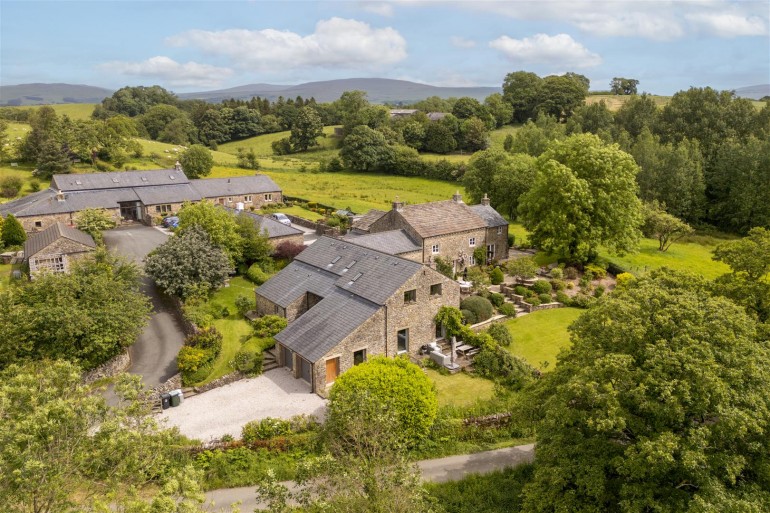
[452,190,463,203]
[392,195,404,211]
[55,189,65,202]
[174,161,182,172]
[481,193,490,206]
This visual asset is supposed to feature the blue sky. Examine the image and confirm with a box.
[1,0,768,95]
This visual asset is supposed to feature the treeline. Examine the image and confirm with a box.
[466,86,769,234]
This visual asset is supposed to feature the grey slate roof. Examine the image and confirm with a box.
[134,184,202,205]
[191,175,281,198]
[0,188,140,216]
[224,208,303,239]
[24,222,96,259]
[255,260,337,308]
[52,169,188,191]
[343,229,421,255]
[469,204,508,228]
[351,209,386,232]
[295,236,423,305]
[274,289,379,363]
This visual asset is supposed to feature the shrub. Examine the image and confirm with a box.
[473,344,538,389]
[490,267,505,285]
[273,240,305,261]
[235,294,254,316]
[513,285,528,296]
[252,315,288,338]
[246,263,269,285]
[461,309,477,325]
[233,349,263,375]
[186,327,223,353]
[460,296,495,323]
[473,246,487,266]
[564,267,579,279]
[0,176,23,198]
[505,257,538,279]
[487,323,513,347]
[585,264,607,280]
[434,256,453,279]
[498,303,517,317]
[489,292,505,308]
[551,279,566,291]
[508,234,515,247]
[594,285,606,298]
[527,296,542,307]
[532,280,552,294]
[566,282,575,290]
[555,291,571,305]
[538,293,552,303]
[616,272,636,290]
[181,302,213,329]
[549,267,564,280]
[571,293,596,309]
[326,356,438,447]
[242,417,292,443]
[271,137,293,155]
[183,362,213,385]
[177,346,213,374]
[28,179,41,192]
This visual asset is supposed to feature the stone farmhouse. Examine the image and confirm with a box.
[23,222,96,277]
[255,236,460,396]
[347,192,508,273]
[0,168,282,233]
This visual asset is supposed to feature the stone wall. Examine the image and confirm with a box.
[193,371,245,394]
[284,214,342,238]
[143,202,186,225]
[20,210,121,233]
[422,228,488,270]
[255,293,283,317]
[82,350,131,384]
[206,191,283,210]
[29,237,95,274]
[485,226,509,262]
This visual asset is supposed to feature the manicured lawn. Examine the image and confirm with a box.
[424,368,496,407]
[504,308,583,371]
[604,236,731,280]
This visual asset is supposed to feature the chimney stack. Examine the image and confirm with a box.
[174,161,182,172]
[392,195,404,211]
[452,190,463,203]
[56,189,65,202]
[481,193,490,206]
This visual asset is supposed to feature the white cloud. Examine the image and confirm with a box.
[359,2,394,17]
[571,11,685,40]
[489,33,602,68]
[99,56,233,88]
[167,18,407,71]
[687,12,768,37]
[450,36,476,48]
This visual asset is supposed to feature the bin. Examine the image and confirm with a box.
[160,392,171,410]
[169,389,181,407]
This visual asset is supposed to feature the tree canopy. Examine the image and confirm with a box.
[521,270,770,512]
[177,200,243,264]
[179,144,214,179]
[519,134,643,264]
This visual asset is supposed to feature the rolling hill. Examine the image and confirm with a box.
[733,84,770,100]
[0,83,114,105]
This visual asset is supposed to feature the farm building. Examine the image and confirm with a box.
[23,222,96,277]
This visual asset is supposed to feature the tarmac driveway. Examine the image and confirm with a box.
[103,225,184,387]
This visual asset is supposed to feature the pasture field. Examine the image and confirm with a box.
[504,307,583,371]
[218,126,339,157]
[489,125,520,150]
[3,103,96,120]
[585,94,765,111]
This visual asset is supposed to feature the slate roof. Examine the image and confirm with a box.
[343,229,421,255]
[469,204,508,228]
[0,188,141,216]
[52,169,188,191]
[274,289,379,363]
[134,184,202,205]
[256,236,426,362]
[351,209,386,232]
[191,175,281,198]
[397,200,487,238]
[24,222,96,259]
[223,207,303,239]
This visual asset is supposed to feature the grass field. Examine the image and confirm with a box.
[489,125,520,150]
[424,368,496,407]
[585,94,670,111]
[3,103,97,120]
[504,308,583,371]
[265,204,324,221]
[219,126,340,157]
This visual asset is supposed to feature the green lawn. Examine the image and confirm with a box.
[4,103,97,120]
[218,126,340,157]
[424,368,496,407]
[504,308,583,371]
[603,236,731,280]
[489,125,520,150]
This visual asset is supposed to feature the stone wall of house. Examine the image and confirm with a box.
[367,209,398,233]
[285,293,309,322]
[207,191,283,210]
[21,210,120,233]
[255,293,284,317]
[422,228,488,270]
[384,266,461,359]
[313,308,387,397]
[29,238,95,274]
[397,250,423,262]
[485,226,509,262]
[142,202,186,225]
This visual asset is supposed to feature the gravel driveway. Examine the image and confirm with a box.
[160,369,327,440]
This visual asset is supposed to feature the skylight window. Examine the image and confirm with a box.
[332,256,341,264]
[112,178,119,183]
[75,180,82,185]
[141,177,148,182]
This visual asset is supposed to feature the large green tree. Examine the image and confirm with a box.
[2,213,26,247]
[144,225,233,300]
[519,134,643,263]
[179,144,214,179]
[502,71,544,123]
[521,270,770,512]
[463,149,536,220]
[177,200,243,263]
[289,105,324,151]
[339,125,393,172]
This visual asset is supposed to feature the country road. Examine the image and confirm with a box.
[203,444,535,512]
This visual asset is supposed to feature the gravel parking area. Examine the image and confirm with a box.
[160,369,327,441]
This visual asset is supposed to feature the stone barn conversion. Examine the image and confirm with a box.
[23,222,96,276]
[254,236,460,396]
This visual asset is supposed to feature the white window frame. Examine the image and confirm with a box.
[264,193,273,201]
[469,237,476,247]
[469,254,476,266]
[34,255,65,272]
[397,328,409,354]
[497,226,504,235]
[155,204,172,214]
[431,244,440,254]
[244,195,253,202]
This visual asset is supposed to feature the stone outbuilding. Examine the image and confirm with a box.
[347,192,509,272]
[23,222,96,276]
[255,236,460,396]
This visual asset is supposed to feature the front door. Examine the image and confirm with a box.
[325,357,339,385]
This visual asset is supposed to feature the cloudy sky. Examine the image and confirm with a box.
[1,0,767,94]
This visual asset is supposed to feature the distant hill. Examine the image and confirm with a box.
[179,78,501,104]
[733,84,770,100]
[0,83,114,106]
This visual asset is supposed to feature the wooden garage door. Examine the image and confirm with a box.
[325,357,339,385]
